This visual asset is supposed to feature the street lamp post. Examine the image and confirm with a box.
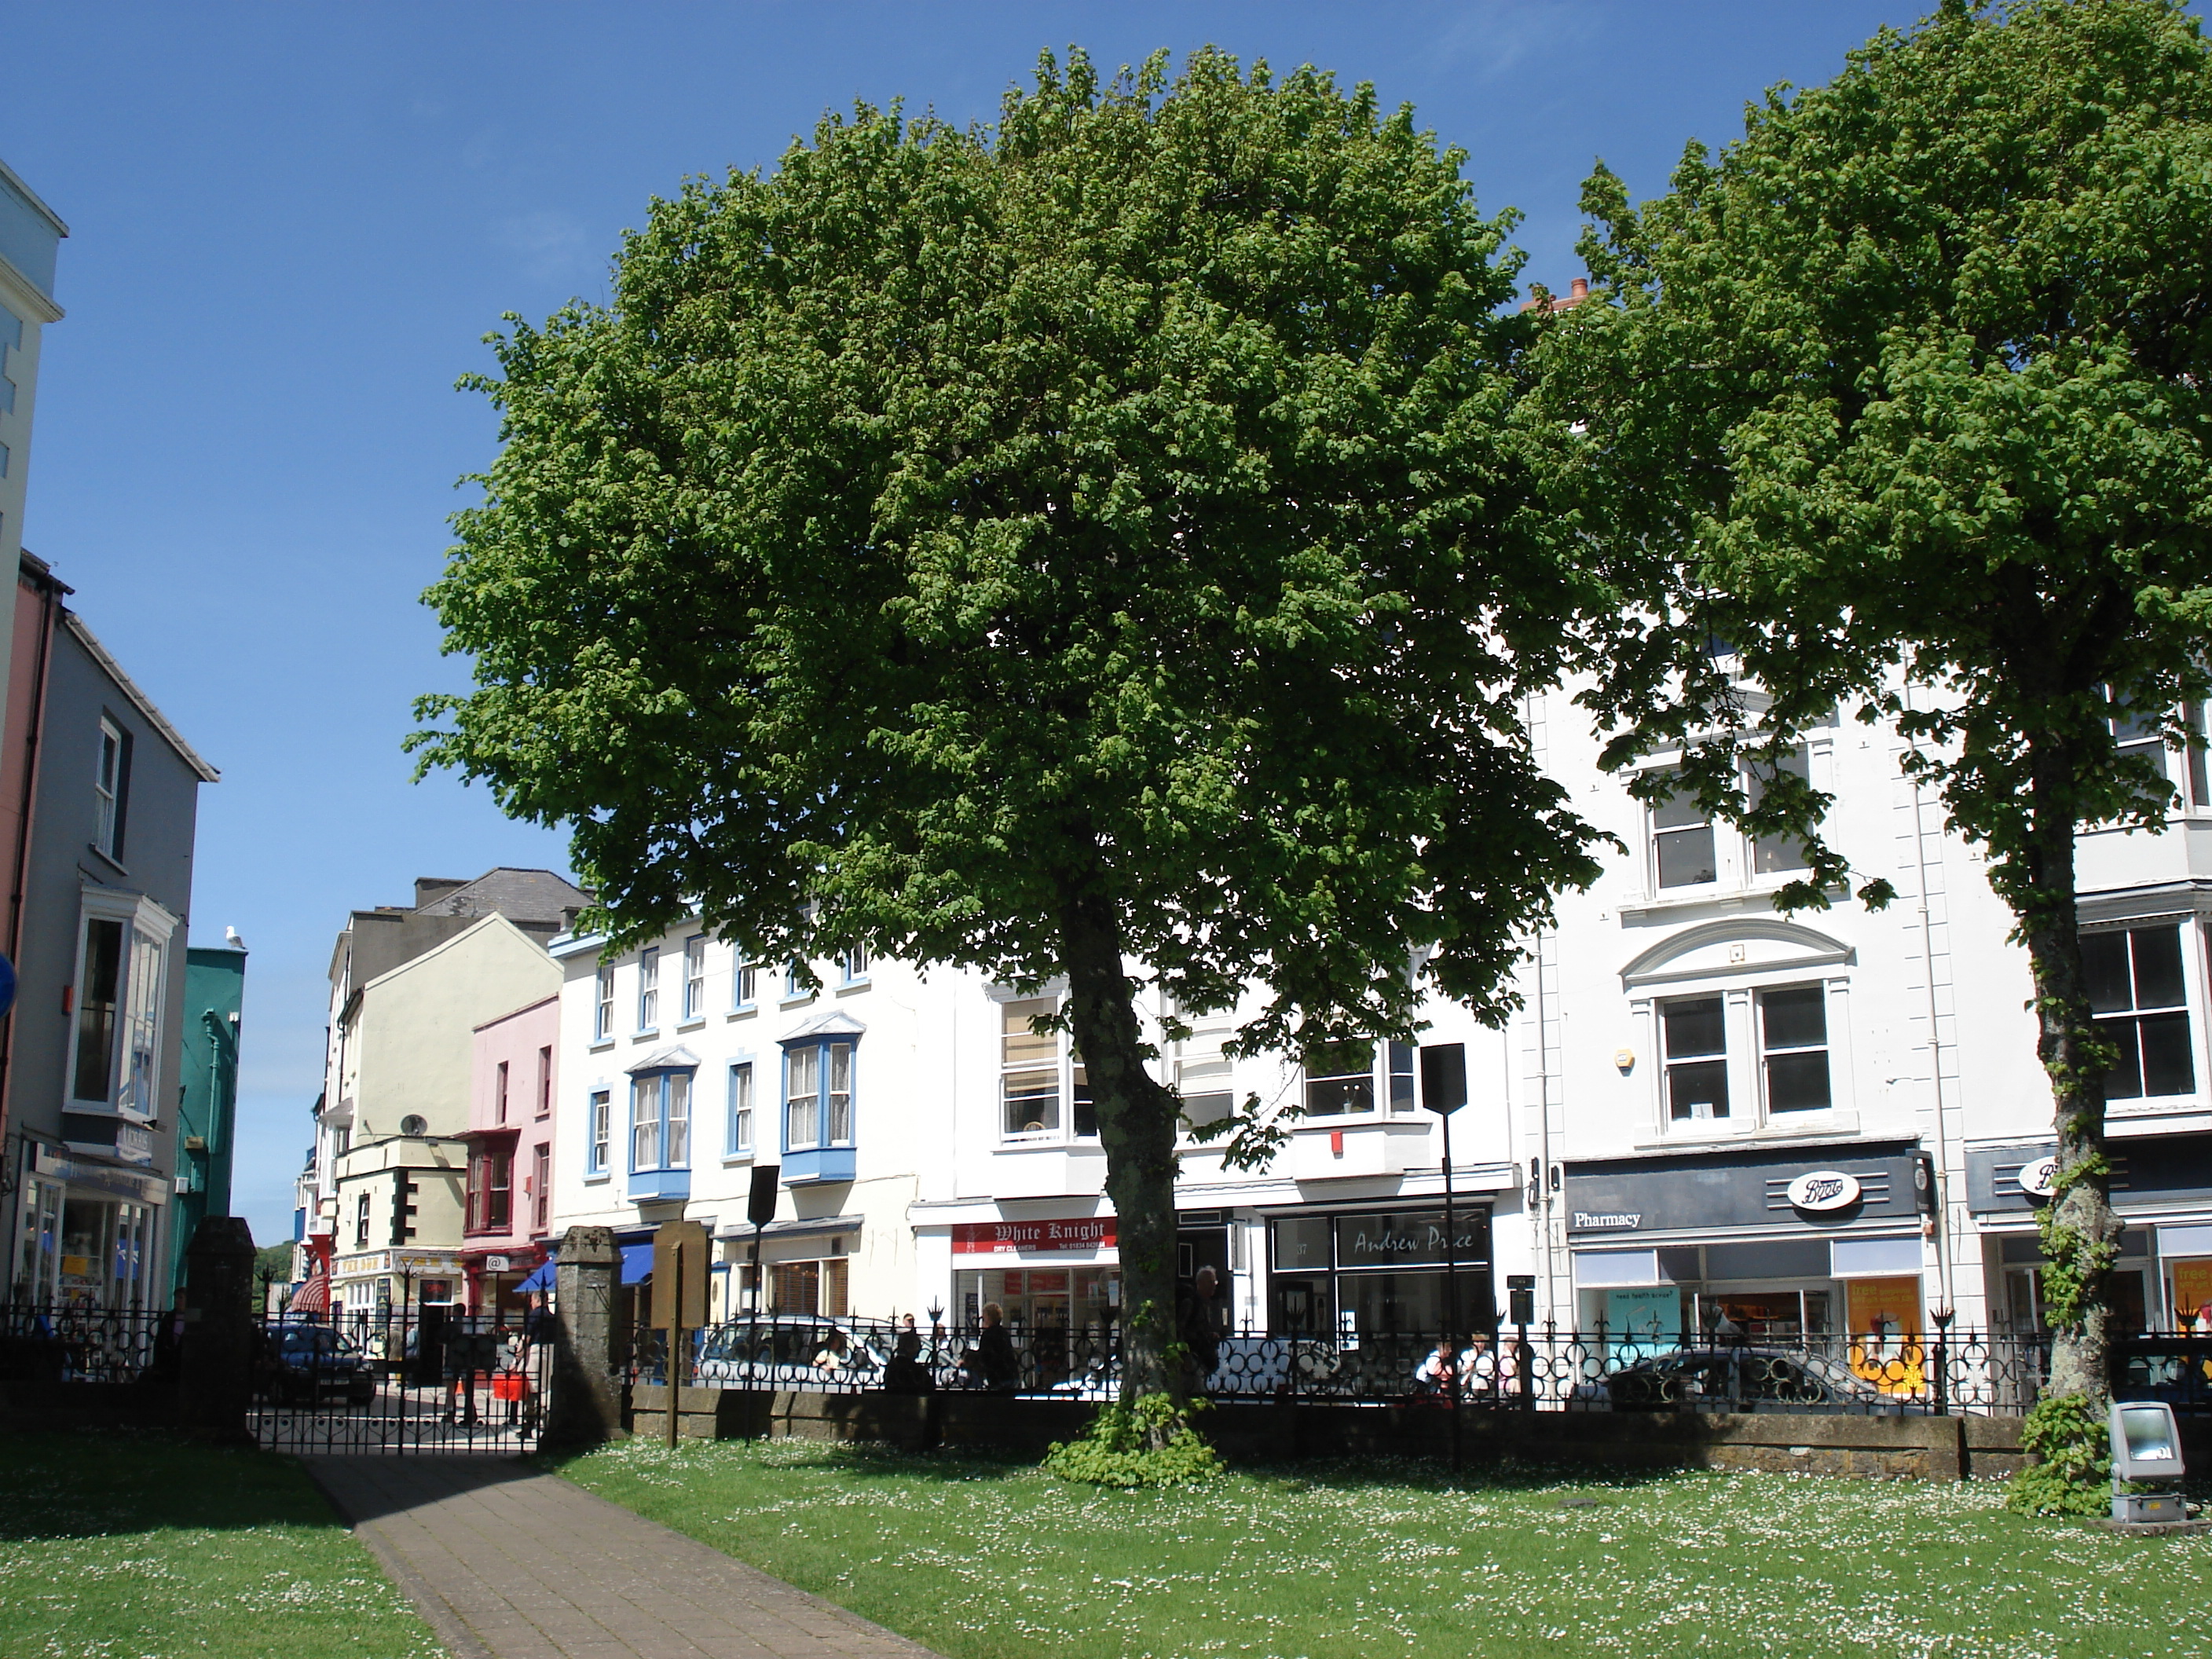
[1419,1043,1470,1478]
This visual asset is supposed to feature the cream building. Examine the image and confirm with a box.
[303,870,584,1316]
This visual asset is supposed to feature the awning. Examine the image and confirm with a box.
[289,1270,331,1313]
[517,1260,556,1294]
[621,1242,654,1284]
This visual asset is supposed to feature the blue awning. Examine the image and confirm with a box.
[517,1260,556,1293]
[621,1242,654,1284]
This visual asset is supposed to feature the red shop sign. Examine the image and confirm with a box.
[951,1217,1117,1256]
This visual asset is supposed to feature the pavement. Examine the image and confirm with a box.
[307,1455,942,1659]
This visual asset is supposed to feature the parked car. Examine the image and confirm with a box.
[1045,1336,1342,1401]
[255,1324,376,1406]
[694,1316,889,1387]
[2112,1336,2212,1412]
[1569,1347,1910,1414]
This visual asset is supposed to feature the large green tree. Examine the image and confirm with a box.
[1532,0,2212,1496]
[416,49,1612,1410]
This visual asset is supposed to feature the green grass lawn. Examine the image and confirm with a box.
[556,1437,2212,1659]
[0,1430,440,1659]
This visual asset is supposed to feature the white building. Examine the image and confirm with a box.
[543,696,2212,1350]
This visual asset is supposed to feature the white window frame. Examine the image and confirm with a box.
[727,1061,754,1157]
[637,948,660,1032]
[996,995,1091,1144]
[784,1038,856,1152]
[68,888,177,1119]
[1629,969,1855,1141]
[587,1089,611,1177]
[840,943,870,985]
[2082,919,2200,1104]
[594,965,614,1042]
[682,935,706,1021]
[734,960,758,1010]
[628,1069,695,1173]
[93,716,125,859]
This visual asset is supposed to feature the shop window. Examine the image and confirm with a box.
[1759,986,1831,1111]
[1650,772,1716,889]
[1746,747,1815,875]
[683,935,706,1020]
[594,965,614,1041]
[728,1061,754,1155]
[587,1089,610,1175]
[1662,996,1729,1121]
[629,1070,693,1171]
[2085,924,2196,1099]
[1303,1040,1375,1117]
[770,1258,848,1318]
[637,947,660,1031]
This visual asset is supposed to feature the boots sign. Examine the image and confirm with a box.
[1785,1170,1862,1213]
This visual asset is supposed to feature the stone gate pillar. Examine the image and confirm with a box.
[543,1225,625,1450]
[178,1215,256,1438]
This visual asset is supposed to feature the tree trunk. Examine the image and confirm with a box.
[2020,738,2120,1405]
[1057,880,1185,1421]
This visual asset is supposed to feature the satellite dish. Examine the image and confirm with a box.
[399,1114,428,1137]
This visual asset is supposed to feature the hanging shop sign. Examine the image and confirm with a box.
[952,1217,1117,1256]
[2017,1157,2059,1199]
[1786,1170,1862,1213]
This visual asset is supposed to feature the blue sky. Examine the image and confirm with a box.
[2,2,1910,1246]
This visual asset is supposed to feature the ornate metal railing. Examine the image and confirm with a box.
[618,1313,2177,1418]
[0,1302,174,1385]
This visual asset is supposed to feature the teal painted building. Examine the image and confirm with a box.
[168,943,245,1299]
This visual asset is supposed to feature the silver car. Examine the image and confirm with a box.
[694,1315,889,1388]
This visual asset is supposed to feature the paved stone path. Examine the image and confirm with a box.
[308,1456,941,1659]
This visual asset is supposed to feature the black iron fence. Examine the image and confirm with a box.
[249,1306,555,1453]
[0,1302,175,1386]
[613,1313,2212,1419]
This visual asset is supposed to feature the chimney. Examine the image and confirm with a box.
[1570,277,1589,301]
[413,877,468,910]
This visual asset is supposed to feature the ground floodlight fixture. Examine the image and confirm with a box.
[2110,1401,2185,1480]
[2108,1400,2189,1526]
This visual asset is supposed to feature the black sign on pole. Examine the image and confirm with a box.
[1419,1043,1468,1116]
[747,1165,779,1315]
[1418,1043,1468,1480]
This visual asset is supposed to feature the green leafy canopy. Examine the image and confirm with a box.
[1533,0,2212,920]
[414,46,1616,1090]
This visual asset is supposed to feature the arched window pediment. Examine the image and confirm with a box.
[1621,919,1853,991]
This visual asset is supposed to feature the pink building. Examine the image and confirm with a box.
[463,994,559,1316]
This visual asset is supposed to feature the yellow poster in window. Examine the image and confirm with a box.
[1847,1275,1925,1396]
[2174,1259,2212,1330]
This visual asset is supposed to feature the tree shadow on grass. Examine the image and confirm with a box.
[0,1428,353,1541]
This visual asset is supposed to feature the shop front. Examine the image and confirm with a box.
[951,1214,1119,1333]
[1562,1143,1933,1382]
[331,1248,463,1320]
[1967,1132,2212,1330]
[1264,1203,1493,1340]
[463,1243,549,1320]
[10,1144,167,1309]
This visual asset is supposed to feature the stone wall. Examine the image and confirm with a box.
[628,1386,2038,1481]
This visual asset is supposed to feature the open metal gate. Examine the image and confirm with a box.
[250,1306,551,1455]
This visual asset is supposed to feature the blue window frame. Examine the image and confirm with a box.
[734,959,758,1010]
[779,1035,857,1183]
[784,959,804,1000]
[628,1068,692,1172]
[840,943,870,985]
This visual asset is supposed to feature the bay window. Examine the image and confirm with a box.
[2086,923,2196,1100]
[69,897,174,1117]
[786,1042,853,1151]
[1301,1040,1415,1118]
[628,1068,693,1171]
[999,997,1090,1141]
